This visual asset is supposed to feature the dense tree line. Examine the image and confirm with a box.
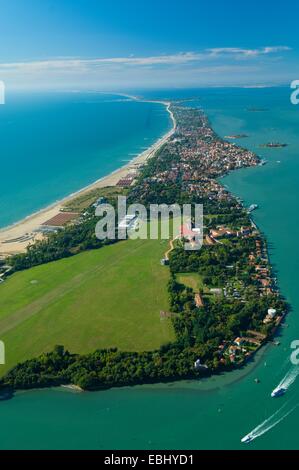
[169,239,255,277]
[0,344,210,393]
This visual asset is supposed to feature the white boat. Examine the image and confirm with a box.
[271,387,286,398]
[241,434,253,444]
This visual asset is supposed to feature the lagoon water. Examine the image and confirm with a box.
[1,88,299,449]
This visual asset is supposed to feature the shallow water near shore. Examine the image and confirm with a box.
[0,91,171,228]
[1,87,299,449]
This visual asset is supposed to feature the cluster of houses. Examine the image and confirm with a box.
[186,178,231,201]
[178,139,259,179]
[174,107,260,178]
[249,238,276,297]
[135,106,260,201]
[204,224,253,246]
[218,330,267,364]
[215,307,284,365]
[204,223,277,301]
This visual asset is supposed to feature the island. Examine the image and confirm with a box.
[0,102,287,395]
[260,142,288,148]
[225,134,249,139]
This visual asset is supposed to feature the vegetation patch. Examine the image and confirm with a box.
[0,238,174,375]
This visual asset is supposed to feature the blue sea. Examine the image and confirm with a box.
[1,87,299,449]
[0,92,171,228]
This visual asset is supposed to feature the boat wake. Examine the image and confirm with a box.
[271,366,299,398]
[241,402,297,444]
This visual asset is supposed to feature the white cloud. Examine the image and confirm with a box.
[0,53,204,73]
[207,46,291,57]
[0,46,292,89]
[0,46,291,74]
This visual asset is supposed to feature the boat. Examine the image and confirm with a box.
[271,387,286,398]
[241,434,253,444]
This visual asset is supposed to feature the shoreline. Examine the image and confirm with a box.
[0,103,287,400]
[0,98,176,256]
[9,342,271,401]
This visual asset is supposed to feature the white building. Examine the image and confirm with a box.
[268,308,277,319]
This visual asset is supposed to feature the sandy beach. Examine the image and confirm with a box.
[0,100,176,256]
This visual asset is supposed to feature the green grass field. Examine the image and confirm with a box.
[177,273,204,292]
[0,238,175,375]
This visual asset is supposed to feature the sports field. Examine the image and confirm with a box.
[0,238,175,375]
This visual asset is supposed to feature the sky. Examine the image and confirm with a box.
[0,0,298,90]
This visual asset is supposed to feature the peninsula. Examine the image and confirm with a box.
[0,103,287,394]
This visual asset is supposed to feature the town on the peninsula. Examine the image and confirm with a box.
[0,103,287,393]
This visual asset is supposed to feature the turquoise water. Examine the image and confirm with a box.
[0,92,171,228]
[1,88,299,450]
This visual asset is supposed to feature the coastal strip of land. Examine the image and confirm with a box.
[0,99,176,256]
[0,103,287,393]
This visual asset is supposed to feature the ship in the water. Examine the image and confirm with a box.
[271,387,286,398]
[241,434,253,444]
